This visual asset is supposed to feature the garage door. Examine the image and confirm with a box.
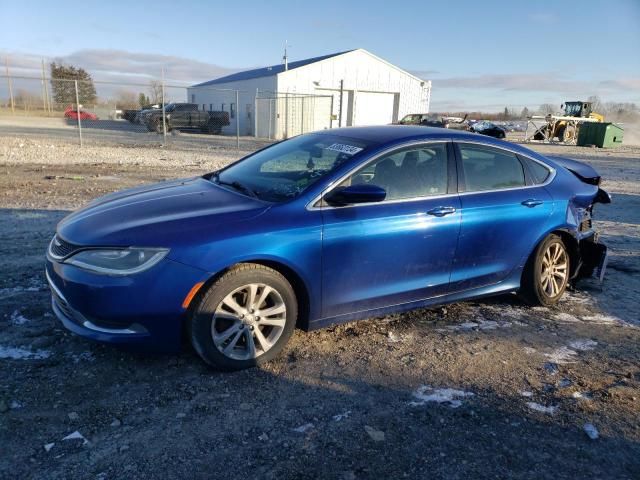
[354,91,396,126]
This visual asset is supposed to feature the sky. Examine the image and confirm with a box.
[1,0,639,112]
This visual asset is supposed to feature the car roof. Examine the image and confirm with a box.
[314,125,549,162]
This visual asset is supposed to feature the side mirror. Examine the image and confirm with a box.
[324,184,386,206]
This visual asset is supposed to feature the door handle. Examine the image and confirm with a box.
[521,199,543,208]
[427,206,457,217]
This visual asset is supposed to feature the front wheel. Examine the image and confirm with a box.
[520,234,570,306]
[189,264,297,370]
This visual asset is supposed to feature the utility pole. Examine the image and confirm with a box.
[161,67,167,145]
[283,41,290,71]
[338,79,344,127]
[74,80,83,147]
[42,59,51,114]
[5,57,14,113]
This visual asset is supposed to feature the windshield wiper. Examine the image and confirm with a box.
[212,174,258,199]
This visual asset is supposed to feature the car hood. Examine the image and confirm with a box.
[57,176,270,247]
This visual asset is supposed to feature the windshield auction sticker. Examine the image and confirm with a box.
[325,143,363,155]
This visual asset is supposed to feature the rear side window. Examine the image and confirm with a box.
[458,144,525,192]
[521,157,552,184]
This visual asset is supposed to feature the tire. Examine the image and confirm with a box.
[154,120,165,134]
[189,264,298,371]
[562,125,576,143]
[520,234,570,306]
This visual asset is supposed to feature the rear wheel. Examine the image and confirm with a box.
[520,234,570,306]
[189,264,297,370]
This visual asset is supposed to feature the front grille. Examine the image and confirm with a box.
[49,235,79,260]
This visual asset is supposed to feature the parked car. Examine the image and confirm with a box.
[144,103,230,134]
[46,126,610,370]
[64,106,98,121]
[397,114,446,128]
[397,114,469,130]
[470,121,506,139]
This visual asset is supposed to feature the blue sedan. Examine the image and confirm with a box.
[45,126,610,370]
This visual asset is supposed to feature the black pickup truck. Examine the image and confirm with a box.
[145,103,230,134]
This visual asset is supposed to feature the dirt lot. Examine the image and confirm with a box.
[1,133,639,479]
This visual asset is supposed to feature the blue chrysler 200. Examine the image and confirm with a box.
[45,126,610,370]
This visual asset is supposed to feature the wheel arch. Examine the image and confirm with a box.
[523,228,580,281]
[185,258,312,331]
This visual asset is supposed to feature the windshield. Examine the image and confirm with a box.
[213,133,374,202]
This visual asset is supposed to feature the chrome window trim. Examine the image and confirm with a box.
[306,138,556,211]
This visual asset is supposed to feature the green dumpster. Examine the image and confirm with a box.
[577,122,624,148]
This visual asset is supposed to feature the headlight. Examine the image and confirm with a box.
[65,248,169,275]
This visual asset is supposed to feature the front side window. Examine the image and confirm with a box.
[339,143,449,201]
[213,134,374,202]
[458,144,526,192]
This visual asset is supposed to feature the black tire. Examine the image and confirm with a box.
[520,234,570,306]
[189,264,297,371]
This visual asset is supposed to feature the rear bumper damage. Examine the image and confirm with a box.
[576,234,608,283]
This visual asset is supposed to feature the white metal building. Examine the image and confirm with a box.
[188,49,431,139]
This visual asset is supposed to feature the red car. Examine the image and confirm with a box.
[64,106,98,121]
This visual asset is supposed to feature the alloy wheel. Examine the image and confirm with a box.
[540,243,568,297]
[211,283,287,360]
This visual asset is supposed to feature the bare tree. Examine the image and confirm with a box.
[113,90,138,109]
[149,80,162,104]
[538,103,556,115]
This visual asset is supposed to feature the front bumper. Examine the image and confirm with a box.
[45,257,209,351]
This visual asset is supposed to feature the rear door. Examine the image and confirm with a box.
[320,142,461,318]
[449,142,554,292]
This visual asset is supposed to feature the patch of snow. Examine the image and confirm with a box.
[62,430,89,445]
[387,331,401,343]
[364,425,385,442]
[44,443,55,452]
[409,385,474,408]
[526,402,558,414]
[572,391,592,400]
[523,346,537,354]
[292,423,314,433]
[544,346,578,364]
[520,391,533,397]
[584,423,599,440]
[332,411,351,422]
[10,310,29,326]
[0,345,51,360]
[581,314,622,325]
[10,400,23,409]
[552,312,580,323]
[568,339,598,351]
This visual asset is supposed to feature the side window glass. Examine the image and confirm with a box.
[521,156,552,184]
[459,144,525,192]
[341,144,448,201]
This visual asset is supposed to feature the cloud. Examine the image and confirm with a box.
[1,48,240,85]
[410,69,440,79]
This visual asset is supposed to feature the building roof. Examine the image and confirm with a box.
[191,50,356,87]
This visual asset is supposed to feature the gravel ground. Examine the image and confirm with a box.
[1,133,639,480]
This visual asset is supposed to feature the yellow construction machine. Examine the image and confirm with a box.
[527,101,604,144]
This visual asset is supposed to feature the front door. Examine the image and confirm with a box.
[320,142,461,318]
